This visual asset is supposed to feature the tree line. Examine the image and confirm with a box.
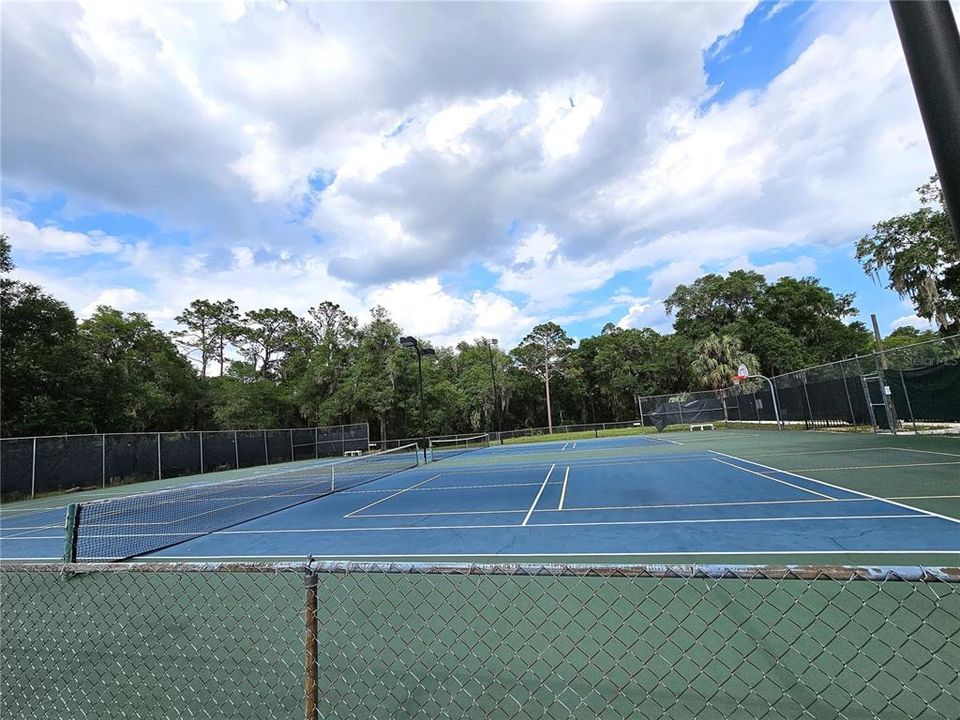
[1,176,954,440]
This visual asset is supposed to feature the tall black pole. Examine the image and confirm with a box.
[891,1,960,248]
[416,348,427,462]
[484,340,504,444]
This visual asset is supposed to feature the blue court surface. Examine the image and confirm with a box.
[2,432,959,564]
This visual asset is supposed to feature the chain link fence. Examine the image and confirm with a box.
[637,334,960,434]
[0,423,370,500]
[2,561,958,719]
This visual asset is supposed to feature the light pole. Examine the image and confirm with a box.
[400,336,436,461]
[482,338,504,444]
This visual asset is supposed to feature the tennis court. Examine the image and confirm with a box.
[2,429,958,565]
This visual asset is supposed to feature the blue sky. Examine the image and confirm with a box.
[1,1,942,348]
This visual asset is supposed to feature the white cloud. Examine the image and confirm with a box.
[2,208,125,256]
[365,278,533,347]
[0,1,941,341]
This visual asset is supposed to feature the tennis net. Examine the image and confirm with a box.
[64,443,420,562]
[428,434,490,462]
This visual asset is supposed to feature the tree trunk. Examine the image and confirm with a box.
[379,413,387,450]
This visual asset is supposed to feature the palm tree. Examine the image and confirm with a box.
[692,334,758,420]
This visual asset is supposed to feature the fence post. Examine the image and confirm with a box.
[290,429,295,462]
[157,433,162,480]
[841,373,857,426]
[102,434,106,489]
[199,432,204,474]
[315,427,319,459]
[234,431,240,469]
[31,437,37,499]
[263,431,269,465]
[899,369,919,433]
[303,569,318,720]
[801,378,815,429]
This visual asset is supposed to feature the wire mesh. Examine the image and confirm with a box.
[1,562,957,720]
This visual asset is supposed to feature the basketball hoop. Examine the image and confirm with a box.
[731,374,746,385]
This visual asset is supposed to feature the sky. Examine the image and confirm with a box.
[1,0,951,349]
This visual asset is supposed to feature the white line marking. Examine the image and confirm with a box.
[344,474,440,518]
[796,461,960,471]
[561,442,569,451]
[357,508,527,518]
[49,512,927,542]
[523,465,555,526]
[572,442,577,450]
[541,497,876,513]
[709,450,960,527]
[150,513,934,539]
[713,459,836,500]
[881,446,960,458]
[558,467,570,510]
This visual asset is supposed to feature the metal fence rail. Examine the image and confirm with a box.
[2,561,958,719]
[0,423,370,500]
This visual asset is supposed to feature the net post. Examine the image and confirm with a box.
[63,503,80,563]
[303,568,318,720]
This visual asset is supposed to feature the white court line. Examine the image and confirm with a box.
[5,511,922,542]
[522,465,555,526]
[709,450,960,527]
[713,459,836,500]
[86,512,926,537]
[796,461,960,471]
[561,442,569,451]
[558,467,570,510]
[882,446,960,458]
[572,442,577,450]
[357,508,527,518]
[11,495,948,528]
[344,474,441,518]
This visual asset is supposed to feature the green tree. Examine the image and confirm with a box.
[79,307,200,432]
[293,302,360,425]
[857,175,960,334]
[691,334,758,391]
[882,326,939,349]
[1,240,96,436]
[344,306,404,441]
[173,300,221,378]
[511,322,574,432]
[234,308,302,378]
[664,270,767,339]
[209,299,241,375]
